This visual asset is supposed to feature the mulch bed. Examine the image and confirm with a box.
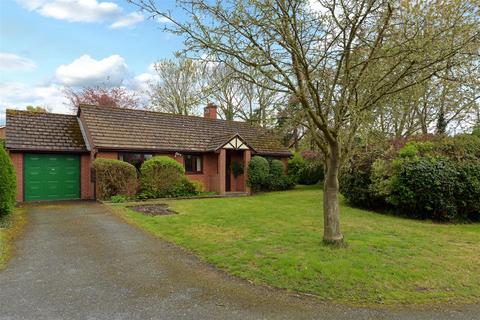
[127,204,177,216]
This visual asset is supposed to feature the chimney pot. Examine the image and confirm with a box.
[204,102,218,119]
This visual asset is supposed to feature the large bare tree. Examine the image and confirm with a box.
[131,0,479,245]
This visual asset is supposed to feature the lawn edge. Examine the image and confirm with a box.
[0,206,27,270]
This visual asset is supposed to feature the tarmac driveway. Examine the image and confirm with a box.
[0,201,478,320]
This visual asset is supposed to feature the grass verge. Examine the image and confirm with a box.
[0,207,27,269]
[108,185,480,306]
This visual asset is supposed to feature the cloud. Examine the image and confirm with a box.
[55,54,130,87]
[110,12,144,29]
[0,82,70,124]
[157,16,172,24]
[16,0,142,28]
[0,52,36,71]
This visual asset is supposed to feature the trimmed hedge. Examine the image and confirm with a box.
[139,156,197,199]
[248,156,294,192]
[0,145,16,216]
[247,156,270,192]
[93,158,137,200]
[340,134,480,222]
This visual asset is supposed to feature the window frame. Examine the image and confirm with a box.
[184,154,203,174]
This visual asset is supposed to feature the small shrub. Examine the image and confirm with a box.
[110,195,128,203]
[268,160,295,191]
[287,153,306,183]
[247,156,270,192]
[0,145,16,216]
[298,151,324,185]
[190,180,204,193]
[168,178,198,197]
[140,156,185,198]
[93,158,137,200]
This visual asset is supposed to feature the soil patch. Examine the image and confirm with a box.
[127,204,177,216]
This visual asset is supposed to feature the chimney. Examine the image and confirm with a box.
[204,102,217,119]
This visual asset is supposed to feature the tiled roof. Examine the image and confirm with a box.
[5,110,87,152]
[80,105,290,156]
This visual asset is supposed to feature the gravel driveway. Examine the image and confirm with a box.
[0,201,477,320]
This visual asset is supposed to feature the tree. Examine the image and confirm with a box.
[25,106,48,113]
[64,86,140,110]
[132,0,479,245]
[148,57,209,115]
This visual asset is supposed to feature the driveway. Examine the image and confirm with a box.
[0,202,478,320]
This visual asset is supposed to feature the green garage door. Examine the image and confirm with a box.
[24,154,80,201]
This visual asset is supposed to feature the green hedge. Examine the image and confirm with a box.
[288,151,324,185]
[139,156,196,199]
[248,156,294,192]
[247,156,270,192]
[93,158,137,200]
[340,134,480,222]
[0,145,16,216]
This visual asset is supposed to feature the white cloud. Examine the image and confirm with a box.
[55,54,130,87]
[16,0,142,28]
[0,53,36,71]
[0,82,70,121]
[110,12,144,29]
[157,16,172,24]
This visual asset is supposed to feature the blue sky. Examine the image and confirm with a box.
[0,0,184,125]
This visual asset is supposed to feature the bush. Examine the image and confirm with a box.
[191,180,204,193]
[247,156,270,192]
[168,178,198,197]
[93,158,137,200]
[269,160,295,191]
[140,156,185,198]
[340,135,480,222]
[287,153,306,183]
[0,145,16,216]
[298,151,324,185]
[110,195,128,203]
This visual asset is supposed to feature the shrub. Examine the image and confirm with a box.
[0,145,16,216]
[140,156,185,198]
[287,153,306,183]
[298,151,324,185]
[93,158,137,200]
[110,195,128,203]
[247,156,270,192]
[168,178,198,197]
[191,180,204,193]
[269,160,295,191]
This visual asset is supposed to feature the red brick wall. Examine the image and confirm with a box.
[80,154,93,199]
[10,152,23,202]
[96,152,118,160]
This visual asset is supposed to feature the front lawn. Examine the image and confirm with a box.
[109,186,480,306]
[0,208,26,269]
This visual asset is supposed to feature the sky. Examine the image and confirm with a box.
[0,0,184,125]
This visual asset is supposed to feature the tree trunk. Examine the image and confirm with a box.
[323,142,344,245]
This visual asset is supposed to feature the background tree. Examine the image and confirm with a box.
[25,105,49,113]
[148,57,209,115]
[64,85,140,110]
[132,0,479,245]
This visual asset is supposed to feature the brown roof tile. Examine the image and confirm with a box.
[6,110,87,152]
[80,105,290,156]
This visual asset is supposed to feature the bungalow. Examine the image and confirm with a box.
[5,103,290,202]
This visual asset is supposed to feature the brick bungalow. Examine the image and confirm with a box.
[5,104,290,202]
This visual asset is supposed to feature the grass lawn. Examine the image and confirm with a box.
[109,185,480,306]
[0,208,26,269]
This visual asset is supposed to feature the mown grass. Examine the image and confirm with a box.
[0,207,26,269]
[109,185,480,306]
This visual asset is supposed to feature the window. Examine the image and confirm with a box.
[184,154,202,173]
[119,153,152,170]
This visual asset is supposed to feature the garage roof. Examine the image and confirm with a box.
[5,110,88,152]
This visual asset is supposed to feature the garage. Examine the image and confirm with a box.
[24,154,80,201]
